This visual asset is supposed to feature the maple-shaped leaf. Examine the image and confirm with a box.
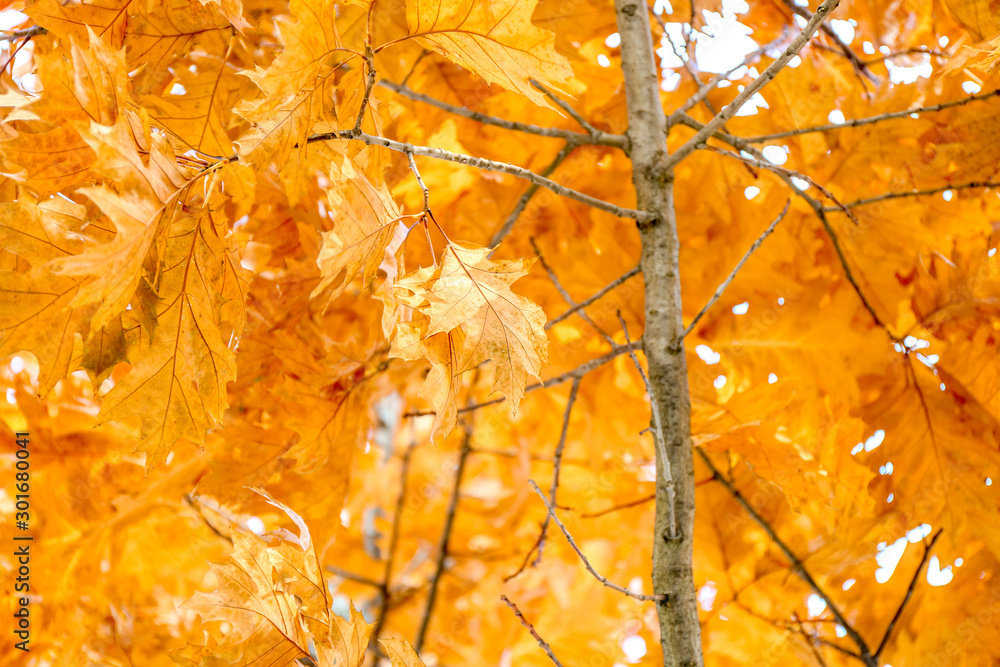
[0,272,84,393]
[395,0,572,107]
[234,0,357,170]
[0,32,130,196]
[312,158,405,302]
[95,204,246,470]
[50,119,191,331]
[29,0,239,82]
[389,242,547,436]
[176,493,373,667]
[380,637,428,667]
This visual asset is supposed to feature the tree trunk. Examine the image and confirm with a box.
[614,3,703,666]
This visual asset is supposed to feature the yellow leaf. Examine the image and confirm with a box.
[397,0,571,107]
[312,158,405,302]
[380,637,427,667]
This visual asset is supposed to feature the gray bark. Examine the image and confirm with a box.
[613,2,703,666]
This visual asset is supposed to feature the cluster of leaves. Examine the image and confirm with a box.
[2,0,1000,664]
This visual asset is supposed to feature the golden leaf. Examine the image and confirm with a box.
[397,0,572,107]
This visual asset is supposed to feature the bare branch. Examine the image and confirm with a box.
[406,149,430,213]
[682,200,790,339]
[414,421,473,652]
[532,237,615,344]
[703,143,859,225]
[530,78,603,139]
[618,311,677,539]
[352,48,377,135]
[306,130,650,221]
[324,565,383,588]
[528,480,666,602]
[535,377,581,564]
[776,0,875,83]
[580,493,656,518]
[372,426,419,643]
[379,78,627,148]
[546,265,641,330]
[662,0,842,171]
[2,25,46,39]
[501,595,566,667]
[677,113,895,338]
[404,341,643,417]
[696,450,876,665]
[828,180,1000,211]
[743,88,1000,143]
[874,529,943,659]
[861,46,950,65]
[491,145,575,249]
[506,377,582,579]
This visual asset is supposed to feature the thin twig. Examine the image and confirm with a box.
[352,47,377,135]
[743,88,1000,143]
[406,149,430,212]
[777,0,876,83]
[677,113,894,338]
[490,145,575,249]
[528,480,665,602]
[501,595,566,667]
[532,237,614,344]
[372,426,419,643]
[874,528,943,659]
[532,378,582,569]
[828,181,1000,210]
[861,46,949,65]
[2,26,46,40]
[405,341,643,417]
[662,0,842,171]
[704,145,859,225]
[413,419,473,652]
[305,130,649,221]
[324,565,383,588]
[530,78,602,138]
[379,78,626,148]
[546,265,641,329]
[580,493,656,518]
[697,450,875,665]
[682,200,790,339]
[617,311,678,539]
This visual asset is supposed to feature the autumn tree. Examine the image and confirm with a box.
[3,0,1000,665]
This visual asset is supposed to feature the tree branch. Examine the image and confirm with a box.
[777,0,875,83]
[372,427,419,644]
[404,341,643,417]
[682,200,790,339]
[874,529,943,659]
[530,78,605,140]
[703,145,859,225]
[306,130,649,221]
[662,0,842,171]
[379,78,627,148]
[506,377,581,579]
[413,420,473,652]
[618,311,678,539]
[528,480,665,602]
[743,88,1000,143]
[501,595,566,667]
[676,113,894,338]
[829,180,1000,210]
[490,145,575,248]
[532,238,615,344]
[579,493,656,518]
[697,450,876,666]
[546,265,641,330]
